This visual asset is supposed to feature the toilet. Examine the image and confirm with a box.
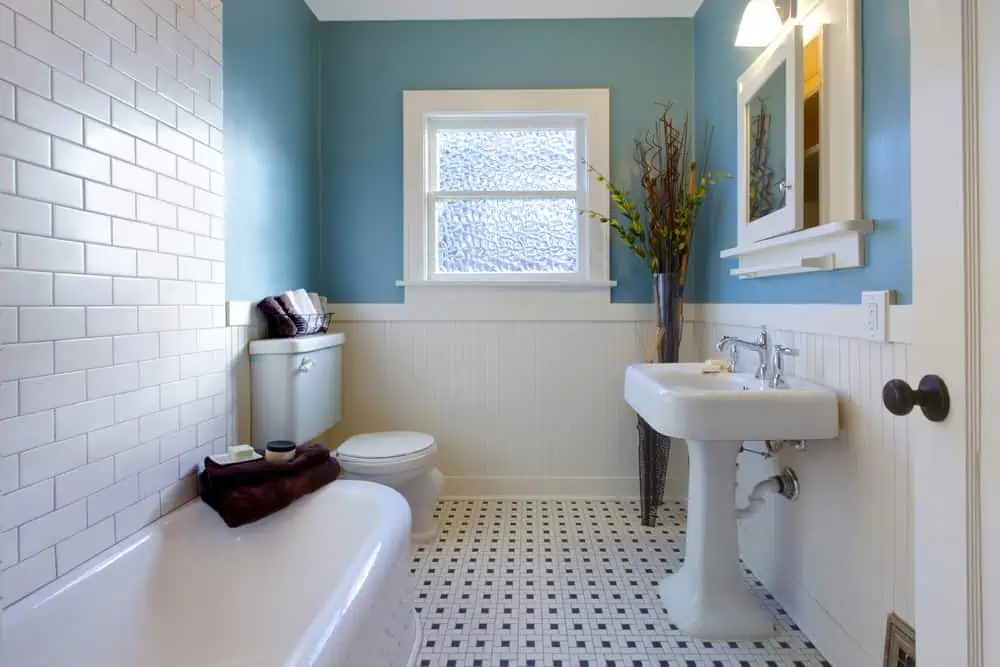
[334,432,444,543]
[249,333,443,542]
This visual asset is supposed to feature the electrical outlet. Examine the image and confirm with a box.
[862,291,893,342]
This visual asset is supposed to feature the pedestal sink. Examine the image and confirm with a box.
[625,363,838,639]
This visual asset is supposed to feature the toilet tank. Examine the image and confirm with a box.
[249,333,345,448]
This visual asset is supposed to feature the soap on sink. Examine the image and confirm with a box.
[702,359,730,374]
[228,444,256,461]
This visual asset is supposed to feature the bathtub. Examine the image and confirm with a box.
[0,480,420,667]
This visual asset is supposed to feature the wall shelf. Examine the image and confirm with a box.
[721,219,873,279]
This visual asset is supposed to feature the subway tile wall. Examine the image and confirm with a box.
[0,0,224,607]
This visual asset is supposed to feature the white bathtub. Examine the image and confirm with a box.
[0,480,420,667]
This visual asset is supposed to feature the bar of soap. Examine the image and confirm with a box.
[228,444,256,462]
[702,359,730,374]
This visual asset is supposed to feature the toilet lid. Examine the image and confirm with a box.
[337,431,435,461]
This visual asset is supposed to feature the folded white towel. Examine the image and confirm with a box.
[289,289,321,333]
[308,292,324,315]
[281,291,305,315]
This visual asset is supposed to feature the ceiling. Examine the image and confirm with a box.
[302,0,704,21]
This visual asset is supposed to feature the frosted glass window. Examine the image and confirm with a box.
[437,129,578,192]
[436,198,579,274]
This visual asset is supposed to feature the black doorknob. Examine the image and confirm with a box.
[882,375,950,422]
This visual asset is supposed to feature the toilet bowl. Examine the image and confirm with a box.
[334,432,444,543]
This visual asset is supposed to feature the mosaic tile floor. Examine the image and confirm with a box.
[410,499,830,667]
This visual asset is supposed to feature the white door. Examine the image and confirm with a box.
[909,1,993,665]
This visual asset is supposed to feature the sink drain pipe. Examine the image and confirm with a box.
[736,468,800,520]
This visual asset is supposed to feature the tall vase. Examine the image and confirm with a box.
[638,272,684,526]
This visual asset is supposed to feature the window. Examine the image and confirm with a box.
[402,90,612,288]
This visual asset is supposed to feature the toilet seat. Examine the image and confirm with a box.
[336,432,436,476]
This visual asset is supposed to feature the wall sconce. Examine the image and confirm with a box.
[735,0,783,47]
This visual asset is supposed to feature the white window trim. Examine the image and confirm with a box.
[401,89,614,294]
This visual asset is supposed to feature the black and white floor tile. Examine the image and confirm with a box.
[411,499,830,667]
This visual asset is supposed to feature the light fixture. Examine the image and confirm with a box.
[734,0,783,47]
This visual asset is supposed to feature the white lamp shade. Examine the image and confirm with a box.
[734,0,783,47]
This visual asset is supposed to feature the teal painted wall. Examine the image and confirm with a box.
[689,0,912,304]
[317,19,694,304]
[224,0,320,300]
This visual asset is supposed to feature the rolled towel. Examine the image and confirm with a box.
[294,289,321,333]
[277,293,308,335]
[257,296,298,338]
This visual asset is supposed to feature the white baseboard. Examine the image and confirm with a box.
[444,476,646,498]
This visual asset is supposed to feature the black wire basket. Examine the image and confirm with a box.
[266,312,334,339]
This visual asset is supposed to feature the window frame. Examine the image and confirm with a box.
[402,89,613,290]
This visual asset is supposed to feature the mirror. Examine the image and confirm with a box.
[745,63,788,223]
[802,32,822,229]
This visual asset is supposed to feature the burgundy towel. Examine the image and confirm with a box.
[257,296,298,338]
[200,445,341,527]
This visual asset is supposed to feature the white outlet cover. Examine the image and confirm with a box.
[861,290,892,342]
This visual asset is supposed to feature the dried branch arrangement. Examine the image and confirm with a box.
[582,104,726,283]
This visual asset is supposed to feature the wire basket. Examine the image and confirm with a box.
[266,312,334,339]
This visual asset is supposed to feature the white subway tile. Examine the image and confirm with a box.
[197,328,225,352]
[0,154,12,192]
[196,415,224,444]
[175,108,208,144]
[177,441,209,477]
[112,332,157,363]
[159,473,196,513]
[196,372,223,399]
[54,272,112,306]
[53,71,111,123]
[110,41,155,89]
[85,53,135,105]
[0,527,17,572]
[0,452,18,492]
[157,227,193,256]
[156,122,193,160]
[138,458,176,497]
[0,409,54,455]
[0,7,9,46]
[137,305,177,332]
[19,307,87,342]
[177,305,211,330]
[138,406,177,441]
[176,57,210,100]
[113,441,158,480]
[4,0,52,28]
[84,0,135,49]
[16,163,85,209]
[16,90,83,143]
[85,242,136,276]
[158,329,195,356]
[0,380,16,419]
[53,206,111,244]
[0,117,51,166]
[178,395,210,428]
[86,362,138,399]
[195,282,223,306]
[111,0,155,36]
[158,426,194,462]
[15,13,82,79]
[0,42,51,97]
[176,157,210,190]
[111,160,157,198]
[138,356,178,387]
[55,396,114,439]
[53,2,110,61]
[208,126,222,151]
[177,209,210,237]
[19,500,87,558]
[136,195,176,226]
[112,276,158,305]
[135,139,176,176]
[2,548,55,605]
[177,256,210,281]
[135,85,177,132]
[19,373,86,417]
[0,307,16,343]
[86,418,137,460]
[0,229,13,266]
[19,235,84,273]
[114,386,159,421]
[144,0,175,26]
[136,249,176,278]
[194,96,221,132]
[53,139,111,183]
[193,188,223,218]
[0,194,51,234]
[177,10,211,57]
[86,306,138,336]
[84,117,135,162]
[2,479,54,529]
[56,517,113,574]
[110,99,155,143]
[156,16,191,63]
[193,139,223,175]
[156,175,193,208]
[114,493,158,539]
[86,475,136,523]
[194,235,222,261]
[158,279,195,305]
[55,457,113,506]
[0,269,52,306]
[159,376,194,409]
[54,336,112,372]
[112,217,157,249]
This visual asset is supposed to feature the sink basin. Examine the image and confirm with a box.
[623,363,839,640]
[625,362,839,441]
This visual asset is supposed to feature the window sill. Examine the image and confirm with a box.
[721,219,874,279]
[396,279,617,289]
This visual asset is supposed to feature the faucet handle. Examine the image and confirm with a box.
[770,345,798,388]
[756,325,769,346]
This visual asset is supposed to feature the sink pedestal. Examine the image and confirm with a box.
[659,439,775,639]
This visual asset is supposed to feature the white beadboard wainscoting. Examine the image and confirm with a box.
[0,0,225,607]
[686,305,914,667]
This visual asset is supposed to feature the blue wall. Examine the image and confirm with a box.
[689,0,912,304]
[318,19,694,304]
[224,0,320,300]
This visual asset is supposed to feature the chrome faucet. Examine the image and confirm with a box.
[769,345,798,388]
[717,326,770,380]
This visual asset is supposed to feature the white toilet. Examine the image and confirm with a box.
[249,333,443,543]
[334,432,444,543]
